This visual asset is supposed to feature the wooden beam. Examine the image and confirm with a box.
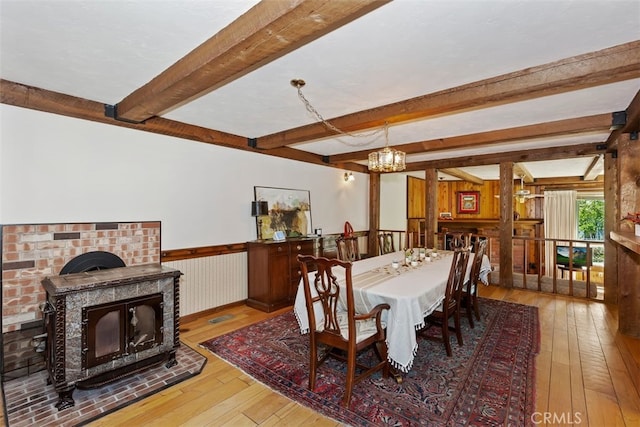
[499,162,514,288]
[424,168,438,249]
[404,142,605,171]
[0,79,356,170]
[535,176,604,191]
[514,163,534,183]
[328,113,612,163]
[369,172,381,256]
[438,168,484,185]
[616,134,640,338]
[257,41,640,149]
[603,151,619,305]
[606,89,640,150]
[114,0,390,123]
[583,155,604,181]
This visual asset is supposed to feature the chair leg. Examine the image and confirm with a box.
[309,340,317,391]
[342,350,357,407]
[473,293,481,321]
[454,310,463,347]
[442,319,452,357]
[466,293,475,329]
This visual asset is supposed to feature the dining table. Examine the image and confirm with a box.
[293,249,492,373]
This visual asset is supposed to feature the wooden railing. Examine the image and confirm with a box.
[509,236,604,300]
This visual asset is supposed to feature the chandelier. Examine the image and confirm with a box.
[291,79,406,172]
[367,125,406,172]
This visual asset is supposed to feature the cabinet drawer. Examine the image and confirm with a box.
[291,241,314,256]
[269,243,290,255]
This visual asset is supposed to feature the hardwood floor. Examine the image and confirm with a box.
[85,285,640,427]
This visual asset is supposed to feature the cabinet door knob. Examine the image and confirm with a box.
[296,245,302,250]
[277,246,283,252]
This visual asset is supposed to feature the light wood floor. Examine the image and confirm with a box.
[77,286,639,426]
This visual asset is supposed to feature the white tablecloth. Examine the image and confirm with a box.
[294,250,491,372]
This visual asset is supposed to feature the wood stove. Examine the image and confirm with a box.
[41,255,181,410]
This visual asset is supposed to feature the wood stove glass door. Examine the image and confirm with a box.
[84,303,126,369]
[127,293,163,353]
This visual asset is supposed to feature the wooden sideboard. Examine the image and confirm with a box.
[246,238,318,312]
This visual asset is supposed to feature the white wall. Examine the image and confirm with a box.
[380,173,407,231]
[0,105,369,249]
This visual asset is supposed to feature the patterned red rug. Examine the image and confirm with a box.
[201,298,539,426]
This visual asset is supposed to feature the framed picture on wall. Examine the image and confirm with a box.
[457,191,480,214]
[254,186,312,239]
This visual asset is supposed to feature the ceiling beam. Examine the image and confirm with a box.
[536,176,604,186]
[607,89,640,150]
[113,0,390,123]
[325,113,612,163]
[537,175,604,191]
[404,142,605,171]
[257,41,640,149]
[0,79,364,171]
[583,155,604,181]
[438,168,484,185]
[513,163,534,183]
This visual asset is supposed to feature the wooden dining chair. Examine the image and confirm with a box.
[449,232,472,250]
[378,232,395,255]
[417,249,470,357]
[462,238,488,328]
[297,254,390,407]
[336,236,361,262]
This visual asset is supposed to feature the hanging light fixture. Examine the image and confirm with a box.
[291,79,406,173]
[367,124,406,172]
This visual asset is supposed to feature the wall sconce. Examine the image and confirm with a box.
[251,201,269,240]
[344,172,355,182]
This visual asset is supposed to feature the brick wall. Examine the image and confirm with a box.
[1,221,161,333]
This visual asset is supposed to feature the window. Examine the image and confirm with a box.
[577,199,604,240]
[577,197,604,264]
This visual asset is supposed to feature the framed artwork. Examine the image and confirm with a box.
[254,186,312,239]
[457,191,480,214]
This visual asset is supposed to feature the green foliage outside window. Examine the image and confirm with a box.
[578,200,604,240]
[578,199,604,263]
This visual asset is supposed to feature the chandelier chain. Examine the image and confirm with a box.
[295,85,384,146]
[290,78,406,172]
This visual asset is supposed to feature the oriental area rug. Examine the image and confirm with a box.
[201,298,539,427]
[3,343,206,427]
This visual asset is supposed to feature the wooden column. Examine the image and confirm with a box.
[604,151,619,304]
[499,162,514,287]
[368,172,381,257]
[616,134,640,337]
[425,168,438,248]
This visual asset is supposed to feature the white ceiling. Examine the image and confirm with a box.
[1,0,639,180]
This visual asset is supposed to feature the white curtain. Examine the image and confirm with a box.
[543,190,577,276]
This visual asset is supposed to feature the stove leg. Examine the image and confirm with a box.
[55,387,75,411]
[165,350,177,368]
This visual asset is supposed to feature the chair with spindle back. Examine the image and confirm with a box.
[336,236,361,262]
[417,248,470,356]
[378,232,395,255]
[298,254,390,406]
[462,238,488,328]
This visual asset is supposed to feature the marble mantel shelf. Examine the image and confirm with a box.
[610,231,640,255]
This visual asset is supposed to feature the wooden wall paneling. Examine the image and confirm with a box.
[490,181,501,218]
[407,176,425,218]
[437,181,451,214]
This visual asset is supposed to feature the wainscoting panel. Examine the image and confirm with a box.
[163,252,247,317]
